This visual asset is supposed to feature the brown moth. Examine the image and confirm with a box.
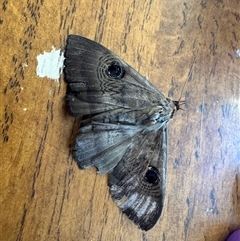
[64,35,180,231]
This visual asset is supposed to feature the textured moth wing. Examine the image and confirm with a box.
[64,35,178,231]
[109,127,167,231]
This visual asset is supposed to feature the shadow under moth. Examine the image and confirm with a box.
[64,35,181,231]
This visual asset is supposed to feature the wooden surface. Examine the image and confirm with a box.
[1,0,240,240]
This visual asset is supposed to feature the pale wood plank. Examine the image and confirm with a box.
[2,0,239,240]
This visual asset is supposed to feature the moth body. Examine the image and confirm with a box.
[64,35,179,231]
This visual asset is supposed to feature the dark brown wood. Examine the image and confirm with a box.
[2,0,240,240]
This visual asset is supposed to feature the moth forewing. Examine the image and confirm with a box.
[64,35,179,231]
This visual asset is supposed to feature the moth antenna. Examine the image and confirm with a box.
[178,58,196,102]
[174,58,196,110]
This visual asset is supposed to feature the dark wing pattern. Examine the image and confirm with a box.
[64,35,170,116]
[64,35,173,231]
[109,126,167,231]
[73,123,142,174]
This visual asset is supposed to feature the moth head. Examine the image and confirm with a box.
[170,100,185,118]
[173,100,180,111]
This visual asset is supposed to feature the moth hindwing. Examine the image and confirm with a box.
[64,35,179,231]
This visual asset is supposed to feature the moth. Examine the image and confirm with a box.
[64,35,181,231]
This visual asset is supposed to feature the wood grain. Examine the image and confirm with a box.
[1,0,240,240]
